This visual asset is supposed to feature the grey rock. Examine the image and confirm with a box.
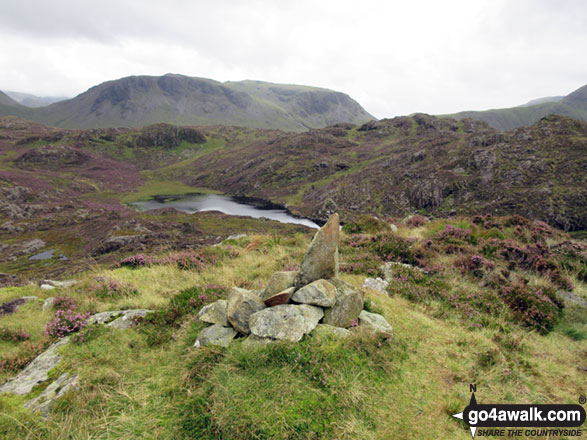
[249,304,324,342]
[262,271,297,301]
[23,373,79,417]
[557,291,587,307]
[358,310,394,337]
[42,297,56,310]
[21,239,46,255]
[40,284,55,290]
[198,300,228,326]
[362,277,389,295]
[296,213,339,286]
[194,324,237,347]
[0,337,70,395]
[226,287,266,335]
[40,279,78,288]
[87,309,151,328]
[312,324,351,338]
[264,286,295,307]
[323,278,363,328]
[292,279,336,307]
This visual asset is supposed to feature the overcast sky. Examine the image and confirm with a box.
[0,0,585,118]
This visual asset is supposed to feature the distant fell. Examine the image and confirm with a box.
[0,74,374,131]
[5,91,68,107]
[446,84,587,130]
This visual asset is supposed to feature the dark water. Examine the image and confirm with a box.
[29,249,68,261]
[131,194,319,229]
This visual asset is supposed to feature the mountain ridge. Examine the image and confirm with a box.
[0,74,374,131]
[446,84,587,130]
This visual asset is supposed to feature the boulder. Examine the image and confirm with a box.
[379,261,423,282]
[226,287,266,335]
[264,287,295,307]
[23,373,79,418]
[296,213,339,286]
[198,300,228,326]
[362,277,389,295]
[292,279,336,307]
[0,337,70,395]
[323,278,363,328]
[262,271,297,301]
[193,324,237,348]
[358,310,394,337]
[249,304,324,342]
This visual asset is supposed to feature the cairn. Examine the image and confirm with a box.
[194,214,393,347]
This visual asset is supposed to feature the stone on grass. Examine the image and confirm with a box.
[42,297,56,310]
[379,261,423,282]
[362,277,389,295]
[194,324,237,348]
[296,213,339,286]
[198,300,228,326]
[226,287,266,335]
[249,304,324,342]
[292,279,336,307]
[322,278,363,328]
[23,373,79,418]
[0,337,70,395]
[262,271,297,301]
[107,310,151,329]
[358,310,394,337]
[312,324,351,338]
[242,334,275,347]
[264,287,295,307]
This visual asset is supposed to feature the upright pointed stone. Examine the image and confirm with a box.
[297,213,339,287]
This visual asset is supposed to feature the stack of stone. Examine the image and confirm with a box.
[194,213,393,348]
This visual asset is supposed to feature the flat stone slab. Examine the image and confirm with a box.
[264,287,295,307]
[0,337,70,395]
[87,309,151,328]
[194,324,237,348]
[249,304,324,342]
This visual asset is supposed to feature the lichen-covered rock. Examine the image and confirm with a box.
[312,324,351,338]
[198,300,228,326]
[242,334,275,347]
[358,310,394,337]
[42,297,56,310]
[0,337,70,395]
[193,324,237,348]
[296,214,339,286]
[264,287,295,307]
[362,277,389,295]
[379,261,423,282]
[87,309,152,328]
[322,278,363,328]
[23,372,79,417]
[292,279,336,307]
[249,304,324,342]
[227,287,266,335]
[262,271,297,301]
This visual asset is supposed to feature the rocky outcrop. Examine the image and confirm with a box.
[296,213,339,286]
[87,309,151,329]
[362,277,389,295]
[249,304,324,342]
[23,373,79,417]
[0,337,70,395]
[0,296,39,316]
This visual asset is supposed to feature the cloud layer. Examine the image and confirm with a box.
[1,0,585,118]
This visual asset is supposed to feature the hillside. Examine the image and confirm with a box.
[4,91,68,108]
[447,84,587,130]
[0,74,374,131]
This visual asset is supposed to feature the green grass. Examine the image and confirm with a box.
[0,218,586,439]
[121,179,221,204]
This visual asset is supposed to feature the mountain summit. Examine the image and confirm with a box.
[0,74,374,131]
